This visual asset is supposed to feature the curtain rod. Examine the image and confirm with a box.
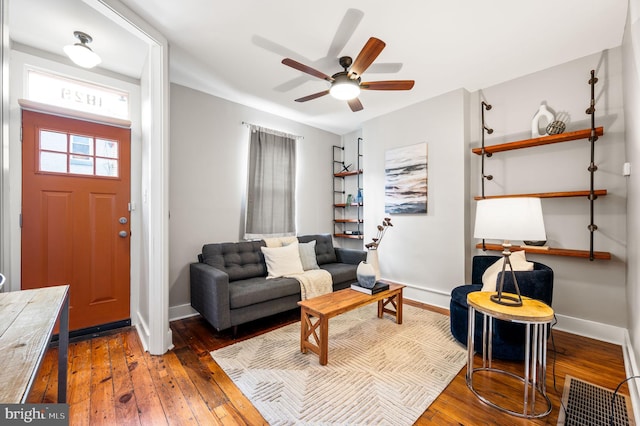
[242,121,304,140]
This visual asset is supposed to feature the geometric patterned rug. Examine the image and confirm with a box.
[211,304,467,425]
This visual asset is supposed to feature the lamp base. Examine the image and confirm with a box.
[489,241,524,307]
[490,293,523,307]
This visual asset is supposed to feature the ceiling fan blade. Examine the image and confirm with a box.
[361,80,415,90]
[282,58,332,82]
[327,9,364,57]
[348,98,363,112]
[350,37,386,77]
[295,90,330,102]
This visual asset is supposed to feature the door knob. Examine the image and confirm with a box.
[119,217,128,224]
[119,230,128,238]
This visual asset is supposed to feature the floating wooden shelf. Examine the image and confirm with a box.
[474,189,607,200]
[471,127,604,155]
[333,141,363,240]
[334,203,363,208]
[475,243,611,260]
[334,169,363,177]
[334,233,364,240]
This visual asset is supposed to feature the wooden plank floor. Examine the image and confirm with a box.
[28,301,630,425]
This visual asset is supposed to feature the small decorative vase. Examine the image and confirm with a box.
[531,103,555,138]
[366,249,381,281]
[356,261,376,289]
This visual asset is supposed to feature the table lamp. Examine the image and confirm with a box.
[474,197,546,306]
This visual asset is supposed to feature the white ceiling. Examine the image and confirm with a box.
[9,0,148,79]
[10,0,629,135]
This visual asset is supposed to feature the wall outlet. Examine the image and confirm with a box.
[623,162,631,176]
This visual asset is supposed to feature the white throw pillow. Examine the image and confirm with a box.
[261,242,304,278]
[263,236,298,247]
[298,240,320,271]
[481,251,533,292]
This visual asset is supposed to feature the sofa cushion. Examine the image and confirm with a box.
[320,262,357,286]
[201,241,266,281]
[298,234,337,265]
[229,276,301,309]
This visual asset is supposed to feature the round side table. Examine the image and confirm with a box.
[466,291,554,418]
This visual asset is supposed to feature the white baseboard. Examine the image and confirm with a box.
[402,282,628,345]
[169,303,199,322]
[553,313,626,345]
[400,280,453,311]
[623,330,640,423]
[132,310,173,353]
[135,310,150,352]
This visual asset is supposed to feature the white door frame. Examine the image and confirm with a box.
[0,0,172,354]
[1,0,9,284]
[84,0,171,355]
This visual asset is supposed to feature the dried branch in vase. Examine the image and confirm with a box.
[365,217,393,250]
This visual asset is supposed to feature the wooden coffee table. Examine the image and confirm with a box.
[297,281,404,365]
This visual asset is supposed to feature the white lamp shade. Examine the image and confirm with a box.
[474,197,546,242]
[64,43,102,68]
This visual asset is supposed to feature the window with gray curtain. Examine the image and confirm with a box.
[244,126,297,240]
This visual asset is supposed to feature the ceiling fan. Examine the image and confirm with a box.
[281,37,415,112]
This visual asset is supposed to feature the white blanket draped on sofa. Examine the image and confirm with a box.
[287,269,333,300]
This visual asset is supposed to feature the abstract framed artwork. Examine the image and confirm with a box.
[385,142,428,214]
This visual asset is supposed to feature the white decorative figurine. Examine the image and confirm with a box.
[531,103,555,138]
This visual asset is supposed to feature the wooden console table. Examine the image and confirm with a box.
[298,281,404,365]
[0,285,70,403]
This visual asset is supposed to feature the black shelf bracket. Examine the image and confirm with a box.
[357,137,363,236]
[480,101,493,251]
[586,70,599,261]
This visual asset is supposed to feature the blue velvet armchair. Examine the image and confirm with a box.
[449,255,554,361]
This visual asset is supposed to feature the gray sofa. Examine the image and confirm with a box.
[190,234,366,332]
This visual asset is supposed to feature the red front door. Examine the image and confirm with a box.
[21,110,131,331]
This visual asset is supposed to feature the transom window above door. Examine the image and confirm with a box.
[26,69,130,120]
[39,130,119,177]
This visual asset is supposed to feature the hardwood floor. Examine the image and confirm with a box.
[28,301,630,425]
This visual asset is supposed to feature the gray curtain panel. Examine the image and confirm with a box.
[244,128,296,239]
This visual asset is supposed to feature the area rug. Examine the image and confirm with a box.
[210,304,467,425]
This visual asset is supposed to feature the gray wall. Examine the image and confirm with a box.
[361,89,470,307]
[168,84,340,314]
[169,51,631,343]
[473,48,628,333]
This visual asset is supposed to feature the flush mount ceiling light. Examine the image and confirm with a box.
[329,73,361,100]
[64,31,102,69]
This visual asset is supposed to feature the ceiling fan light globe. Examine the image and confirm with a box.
[330,80,360,100]
[64,43,102,68]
